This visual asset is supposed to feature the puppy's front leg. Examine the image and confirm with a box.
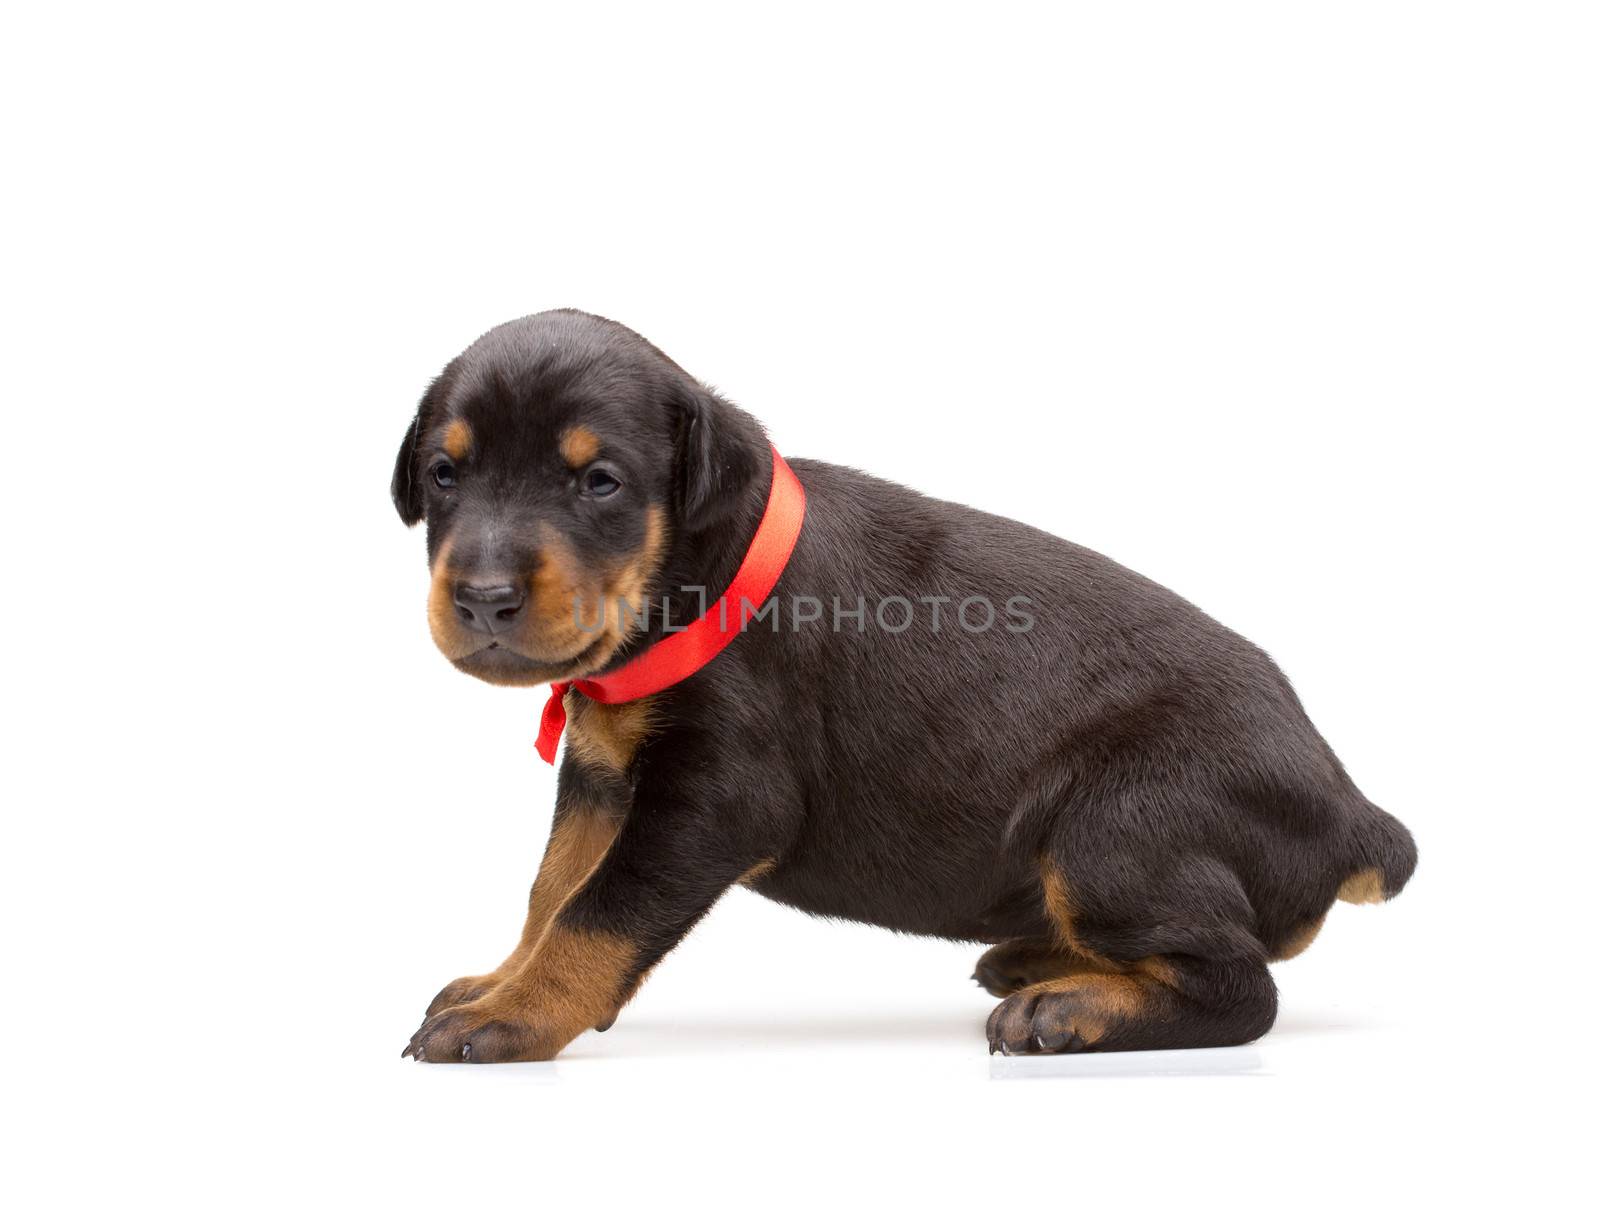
[403,774,767,1063]
[421,759,625,1019]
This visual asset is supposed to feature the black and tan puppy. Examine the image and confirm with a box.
[393,309,1416,1062]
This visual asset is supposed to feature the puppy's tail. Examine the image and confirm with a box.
[1337,801,1418,903]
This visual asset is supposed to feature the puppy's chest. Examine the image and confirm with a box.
[564,694,658,775]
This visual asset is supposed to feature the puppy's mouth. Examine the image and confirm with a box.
[451,633,615,686]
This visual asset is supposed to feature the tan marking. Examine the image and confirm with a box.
[1132,955,1180,988]
[566,695,659,774]
[1338,868,1386,905]
[1271,912,1328,961]
[1073,973,1151,1020]
[736,859,777,887]
[1015,972,1158,1047]
[603,505,669,630]
[482,925,637,1054]
[1038,862,1181,988]
[525,505,672,677]
[530,524,590,646]
[442,418,473,461]
[515,805,623,956]
[1039,861,1122,970]
[559,425,602,469]
[425,535,468,657]
[444,802,622,1004]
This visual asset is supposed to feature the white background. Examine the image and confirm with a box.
[5,3,1596,1215]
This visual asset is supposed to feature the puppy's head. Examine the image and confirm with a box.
[392,309,763,686]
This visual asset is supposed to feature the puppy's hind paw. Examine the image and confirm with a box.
[985,987,1098,1056]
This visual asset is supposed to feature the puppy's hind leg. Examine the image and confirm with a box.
[986,855,1277,1054]
[986,954,1277,1054]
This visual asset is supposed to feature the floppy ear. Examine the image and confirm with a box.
[672,381,767,531]
[391,374,450,526]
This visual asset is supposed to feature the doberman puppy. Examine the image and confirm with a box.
[394,309,1416,1062]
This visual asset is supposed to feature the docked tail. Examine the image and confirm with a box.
[1338,802,1418,903]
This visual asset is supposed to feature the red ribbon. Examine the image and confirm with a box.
[534,445,806,764]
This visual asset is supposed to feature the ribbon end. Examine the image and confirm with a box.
[534,683,570,765]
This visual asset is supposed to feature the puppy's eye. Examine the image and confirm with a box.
[583,467,622,498]
[431,462,457,489]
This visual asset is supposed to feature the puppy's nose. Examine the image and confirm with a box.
[453,582,527,634]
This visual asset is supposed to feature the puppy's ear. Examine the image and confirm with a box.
[391,374,450,526]
[672,381,767,531]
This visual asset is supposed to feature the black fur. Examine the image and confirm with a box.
[394,309,1417,1060]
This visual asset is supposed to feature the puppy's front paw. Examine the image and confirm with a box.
[423,973,500,1019]
[401,997,568,1064]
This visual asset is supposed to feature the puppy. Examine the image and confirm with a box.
[394,309,1416,1062]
